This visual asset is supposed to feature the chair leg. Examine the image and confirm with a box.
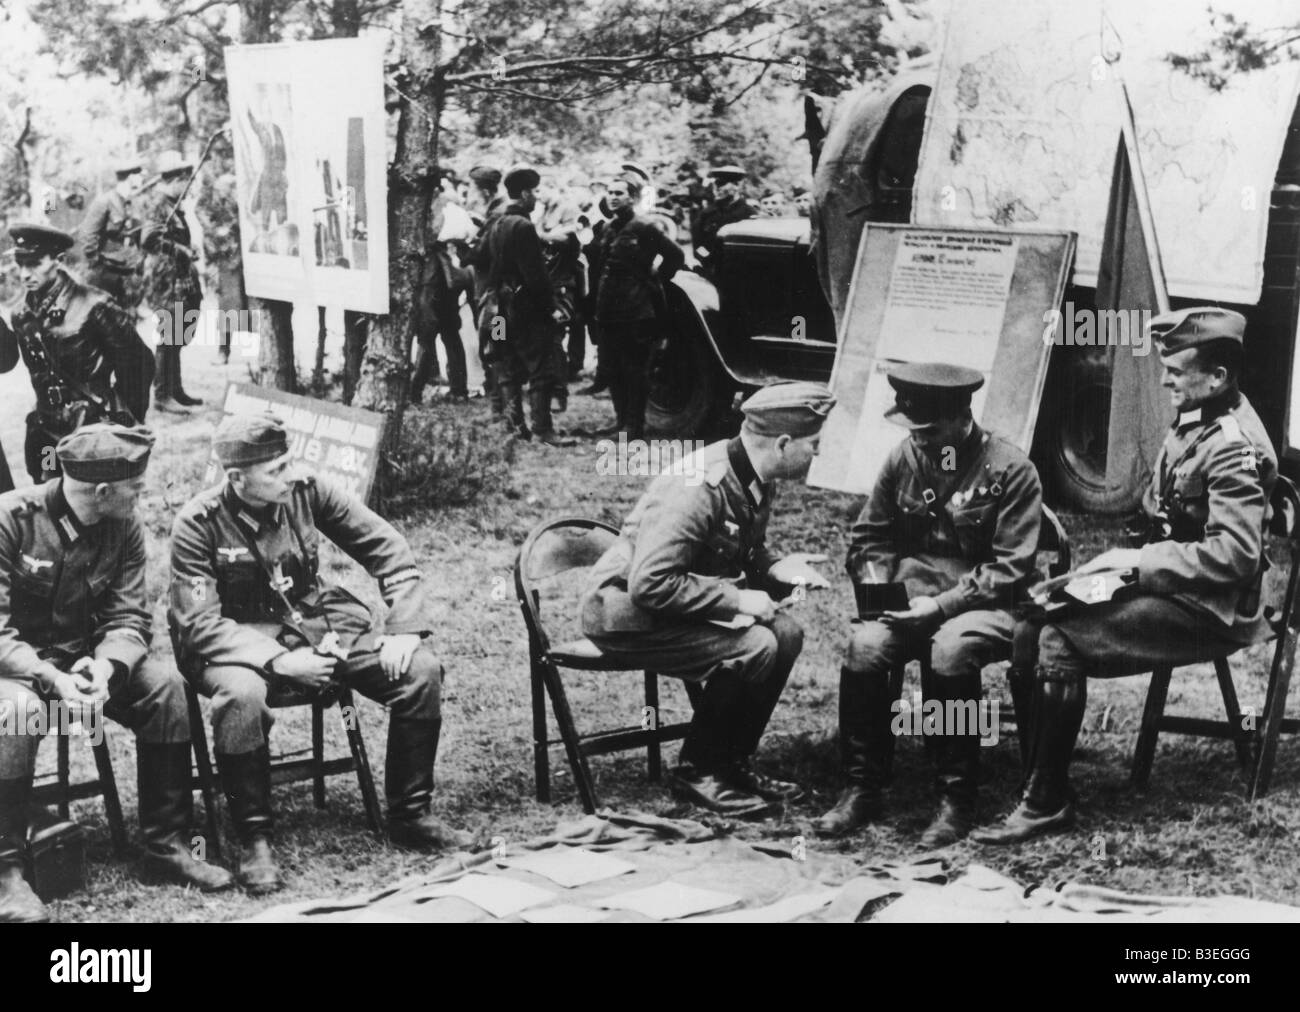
[91,739,129,859]
[338,691,384,837]
[684,679,704,711]
[644,671,662,783]
[541,659,599,814]
[185,684,223,863]
[1131,666,1174,789]
[1253,627,1298,800]
[57,733,71,821]
[531,654,551,804]
[311,700,326,809]
[1212,656,1254,776]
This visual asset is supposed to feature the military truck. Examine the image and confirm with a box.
[649,66,1300,512]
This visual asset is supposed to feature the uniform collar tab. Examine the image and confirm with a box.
[45,480,86,545]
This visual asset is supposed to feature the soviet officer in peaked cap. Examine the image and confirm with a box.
[814,362,1042,848]
[581,381,836,816]
[0,223,154,484]
[0,424,234,923]
[169,413,468,894]
[974,308,1276,845]
[693,164,756,276]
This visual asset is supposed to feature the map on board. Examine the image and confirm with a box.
[914,0,1300,304]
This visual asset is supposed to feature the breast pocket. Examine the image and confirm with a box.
[703,531,744,577]
[952,503,998,559]
[896,493,933,545]
[11,571,56,627]
[215,558,263,619]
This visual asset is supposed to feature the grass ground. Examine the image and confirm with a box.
[25,350,1300,921]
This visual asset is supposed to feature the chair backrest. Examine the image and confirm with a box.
[514,517,620,652]
[1036,503,1072,581]
[1263,475,1300,634]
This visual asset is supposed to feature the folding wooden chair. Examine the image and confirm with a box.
[32,730,129,858]
[1131,475,1300,798]
[516,516,702,814]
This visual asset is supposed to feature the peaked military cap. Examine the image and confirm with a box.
[707,165,748,183]
[504,165,541,194]
[114,158,144,179]
[741,381,836,437]
[9,222,75,262]
[1149,306,1245,353]
[213,411,290,468]
[884,361,984,428]
[468,165,502,189]
[57,424,155,482]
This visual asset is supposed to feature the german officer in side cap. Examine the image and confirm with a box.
[0,223,154,484]
[0,425,234,922]
[815,362,1042,847]
[476,166,572,444]
[77,159,146,307]
[974,308,1276,845]
[168,413,468,893]
[581,381,836,816]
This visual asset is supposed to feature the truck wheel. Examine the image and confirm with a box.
[1047,348,1143,514]
[645,318,730,438]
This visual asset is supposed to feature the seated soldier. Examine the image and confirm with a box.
[169,413,469,894]
[0,425,233,923]
[814,363,1042,847]
[580,382,836,816]
[974,308,1276,844]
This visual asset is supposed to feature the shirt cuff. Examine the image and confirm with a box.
[934,587,968,618]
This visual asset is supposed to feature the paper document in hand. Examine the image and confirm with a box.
[708,614,755,630]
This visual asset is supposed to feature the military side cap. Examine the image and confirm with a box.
[504,165,541,193]
[741,381,836,437]
[57,424,155,482]
[114,158,144,178]
[1149,306,1245,353]
[885,361,984,428]
[707,165,747,183]
[213,411,289,468]
[9,222,75,261]
[468,165,502,189]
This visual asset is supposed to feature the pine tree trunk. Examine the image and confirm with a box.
[254,296,297,391]
[354,0,442,478]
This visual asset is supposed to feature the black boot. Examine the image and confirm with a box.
[498,379,530,439]
[217,748,283,894]
[137,743,235,891]
[919,674,981,849]
[671,668,769,817]
[814,666,892,836]
[529,387,574,446]
[385,717,472,851]
[1006,664,1033,779]
[972,667,1083,845]
[0,778,47,923]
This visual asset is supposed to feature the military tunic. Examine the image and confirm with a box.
[0,481,186,778]
[141,190,202,402]
[169,474,440,753]
[1024,389,1277,681]
[0,269,153,482]
[581,437,803,770]
[844,425,1042,682]
[77,189,142,306]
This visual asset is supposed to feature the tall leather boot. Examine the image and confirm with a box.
[529,386,573,446]
[814,666,893,836]
[671,668,769,816]
[497,375,530,439]
[137,743,234,891]
[173,348,203,406]
[217,747,283,894]
[972,666,1083,845]
[919,673,982,848]
[1006,664,1033,778]
[385,717,472,851]
[0,778,47,923]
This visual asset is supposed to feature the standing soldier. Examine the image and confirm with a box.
[580,382,835,815]
[974,309,1277,845]
[0,425,234,923]
[169,413,468,893]
[77,158,145,308]
[593,172,685,440]
[813,363,1042,847]
[693,165,756,278]
[477,166,571,445]
[0,223,153,484]
[142,150,204,413]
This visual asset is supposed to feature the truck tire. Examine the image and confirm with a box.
[1046,346,1144,514]
[645,318,729,438]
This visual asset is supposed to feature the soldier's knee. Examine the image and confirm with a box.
[846,621,894,673]
[392,649,443,719]
[0,683,43,777]
[1011,620,1041,669]
[769,614,804,662]
[930,625,980,678]
[208,667,269,721]
[736,626,780,681]
[1037,625,1080,673]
